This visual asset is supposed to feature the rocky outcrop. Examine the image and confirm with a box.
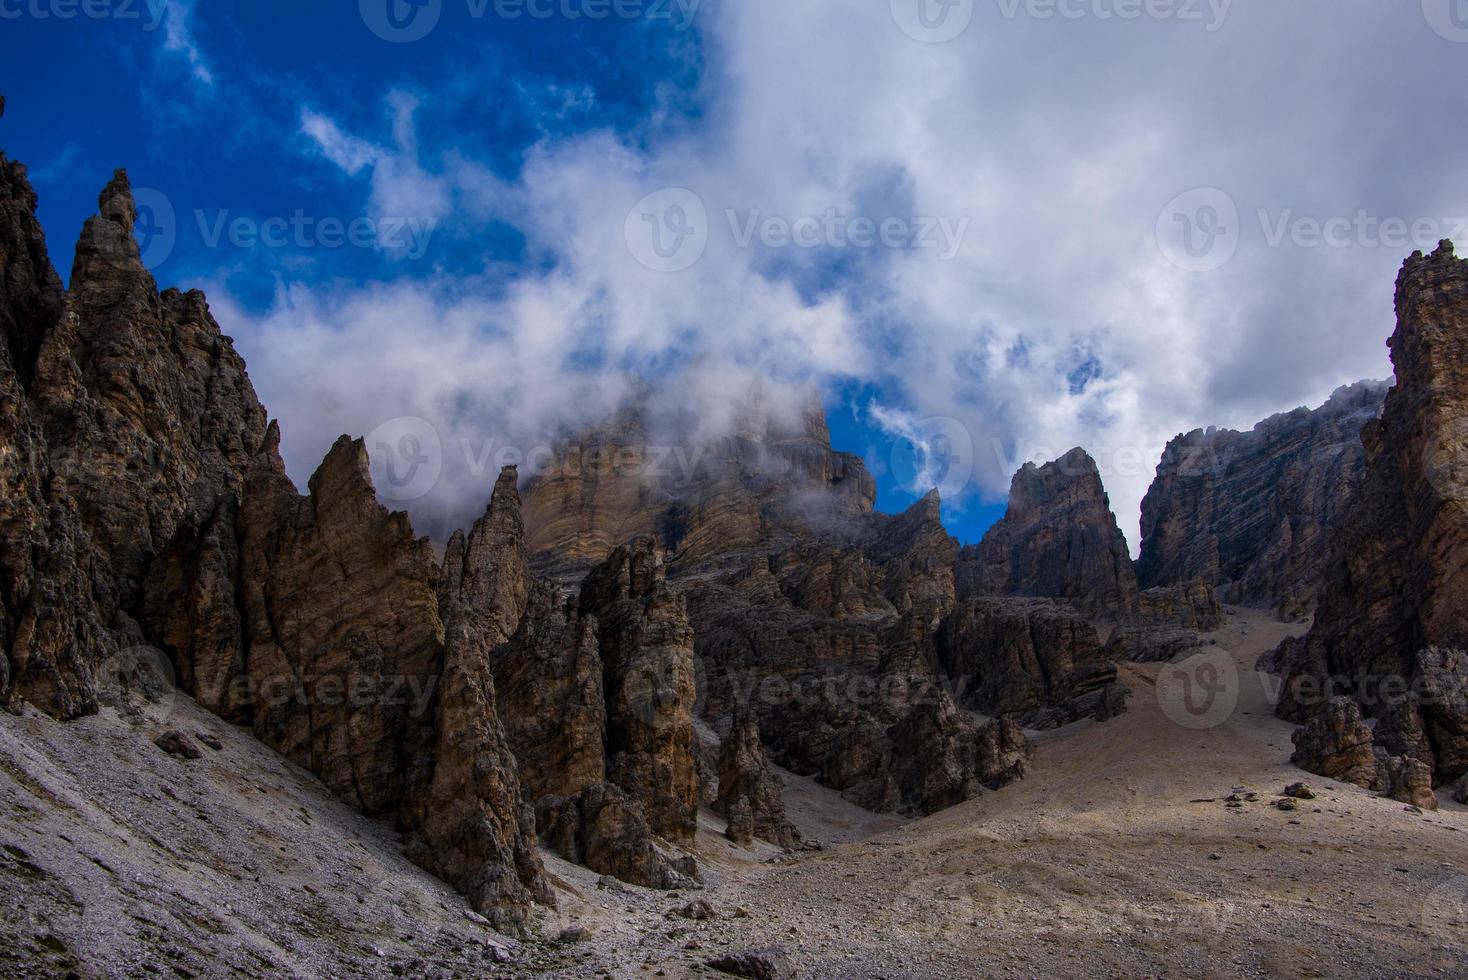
[956,448,1138,619]
[935,598,1126,728]
[1271,243,1468,800]
[1103,626,1206,665]
[1290,697,1386,790]
[1289,697,1439,810]
[238,432,547,925]
[716,716,799,848]
[465,475,697,889]
[580,540,700,846]
[522,388,1041,818]
[0,162,548,927]
[237,431,444,817]
[1129,581,1224,631]
[691,574,1030,816]
[1138,381,1387,619]
[0,153,115,719]
[441,467,531,646]
[523,390,876,581]
[38,172,269,713]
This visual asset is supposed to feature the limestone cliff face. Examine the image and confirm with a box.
[1271,242,1468,800]
[579,540,701,846]
[469,479,698,889]
[524,390,1040,818]
[716,715,800,848]
[1137,381,1386,619]
[935,598,1126,729]
[42,173,269,708]
[956,448,1139,618]
[522,394,876,580]
[0,164,547,928]
[0,153,115,720]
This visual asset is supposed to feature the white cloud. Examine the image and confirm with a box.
[229,1,1463,551]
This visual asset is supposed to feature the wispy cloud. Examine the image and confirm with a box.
[162,0,214,86]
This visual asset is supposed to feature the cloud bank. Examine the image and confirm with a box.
[214,1,1464,549]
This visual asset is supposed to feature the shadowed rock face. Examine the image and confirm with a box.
[466,476,698,889]
[956,448,1139,619]
[685,501,1029,816]
[1138,381,1387,619]
[717,715,800,849]
[239,432,549,928]
[580,539,701,846]
[525,392,1039,817]
[935,598,1127,729]
[1271,242,1468,799]
[0,165,547,928]
[0,153,116,719]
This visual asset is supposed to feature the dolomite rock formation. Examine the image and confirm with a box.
[1271,243,1468,800]
[716,715,800,848]
[529,391,1041,816]
[476,479,697,889]
[1130,581,1224,632]
[1138,381,1387,619]
[238,431,548,926]
[956,448,1139,619]
[689,539,1030,815]
[0,162,547,927]
[579,539,701,846]
[934,598,1127,728]
[523,392,876,581]
[0,152,116,719]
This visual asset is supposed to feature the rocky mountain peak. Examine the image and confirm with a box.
[1137,379,1387,618]
[957,447,1138,618]
[98,168,137,230]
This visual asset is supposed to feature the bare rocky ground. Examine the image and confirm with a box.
[2,608,1465,979]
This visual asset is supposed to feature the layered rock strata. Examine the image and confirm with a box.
[1270,243,1468,802]
[955,448,1139,619]
[1137,382,1386,618]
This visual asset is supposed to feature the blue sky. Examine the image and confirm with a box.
[3,1,1463,549]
